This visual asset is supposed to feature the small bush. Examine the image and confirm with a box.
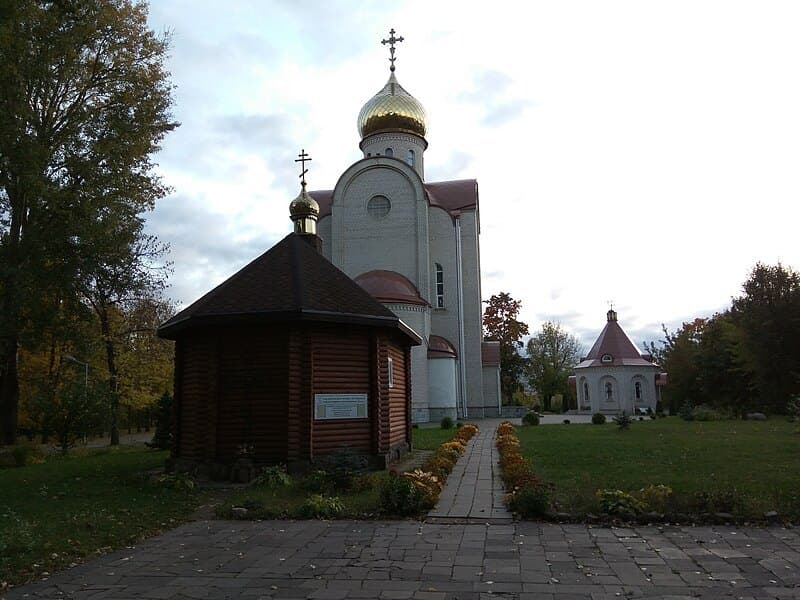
[298,494,344,519]
[156,472,196,492]
[497,421,515,436]
[679,400,695,421]
[440,416,454,429]
[613,411,632,430]
[252,465,291,488]
[510,483,550,518]
[591,412,606,425]
[597,489,644,518]
[692,405,723,421]
[11,444,43,467]
[522,412,540,426]
[562,419,571,425]
[303,469,331,493]
[379,474,424,516]
[404,469,442,508]
[456,422,463,429]
[637,484,673,513]
[315,448,370,491]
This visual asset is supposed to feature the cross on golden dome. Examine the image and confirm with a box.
[294,148,312,187]
[381,28,404,72]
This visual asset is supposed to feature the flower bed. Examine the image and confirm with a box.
[381,423,479,515]
[496,421,551,518]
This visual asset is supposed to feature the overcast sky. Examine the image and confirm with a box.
[145,0,800,350]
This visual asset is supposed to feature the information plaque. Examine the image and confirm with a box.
[314,393,368,420]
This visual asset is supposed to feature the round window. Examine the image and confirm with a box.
[367,195,391,219]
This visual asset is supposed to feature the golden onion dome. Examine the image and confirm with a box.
[357,73,427,139]
[289,184,319,220]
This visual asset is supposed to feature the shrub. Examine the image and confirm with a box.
[597,489,644,518]
[440,416,454,429]
[679,400,695,421]
[156,472,196,492]
[456,422,463,429]
[316,448,370,491]
[302,469,331,493]
[11,444,43,467]
[404,469,442,508]
[562,419,571,425]
[692,405,723,421]
[591,412,606,425]
[637,484,673,513]
[298,494,344,519]
[252,465,291,488]
[522,412,540,426]
[497,421,515,436]
[453,424,478,442]
[435,444,462,464]
[509,482,550,518]
[425,455,456,478]
[613,411,632,430]
[379,474,425,516]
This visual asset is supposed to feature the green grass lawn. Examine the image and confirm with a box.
[0,446,204,586]
[412,426,461,450]
[516,417,800,518]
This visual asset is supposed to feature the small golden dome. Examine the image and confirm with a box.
[357,73,427,139]
[289,184,319,220]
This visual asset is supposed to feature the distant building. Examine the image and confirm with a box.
[573,309,667,415]
[308,31,500,422]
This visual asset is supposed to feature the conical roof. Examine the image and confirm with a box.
[576,310,655,368]
[158,234,420,343]
[357,73,427,139]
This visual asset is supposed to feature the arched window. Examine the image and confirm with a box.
[407,149,415,166]
[635,381,642,400]
[605,382,613,401]
[435,263,444,308]
[385,148,393,157]
[583,382,589,403]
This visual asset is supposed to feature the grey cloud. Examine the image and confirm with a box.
[145,194,280,306]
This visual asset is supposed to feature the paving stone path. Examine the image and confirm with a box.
[427,420,511,522]
[6,421,800,598]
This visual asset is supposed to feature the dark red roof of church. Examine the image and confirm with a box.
[481,341,501,366]
[354,270,428,306]
[575,310,655,368]
[309,179,478,218]
[428,335,457,359]
[158,234,421,343]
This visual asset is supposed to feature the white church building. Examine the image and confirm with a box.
[308,31,501,423]
[573,309,668,415]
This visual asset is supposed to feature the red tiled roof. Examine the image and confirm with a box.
[428,334,457,359]
[309,179,478,219]
[576,311,655,369]
[354,270,428,306]
[481,341,501,366]
[158,234,421,344]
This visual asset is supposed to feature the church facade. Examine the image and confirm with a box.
[309,32,500,422]
[573,309,668,416]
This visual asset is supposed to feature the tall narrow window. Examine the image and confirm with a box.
[407,149,415,166]
[583,382,589,403]
[387,357,394,389]
[385,147,393,157]
[635,381,642,400]
[435,263,444,308]
[605,382,613,401]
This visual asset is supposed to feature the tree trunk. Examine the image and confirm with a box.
[0,335,19,445]
[99,308,120,445]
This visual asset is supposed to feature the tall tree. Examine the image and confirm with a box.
[525,322,583,410]
[729,263,800,413]
[648,319,705,414]
[0,0,176,444]
[483,292,529,402]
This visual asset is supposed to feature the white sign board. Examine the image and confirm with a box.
[314,393,368,420]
